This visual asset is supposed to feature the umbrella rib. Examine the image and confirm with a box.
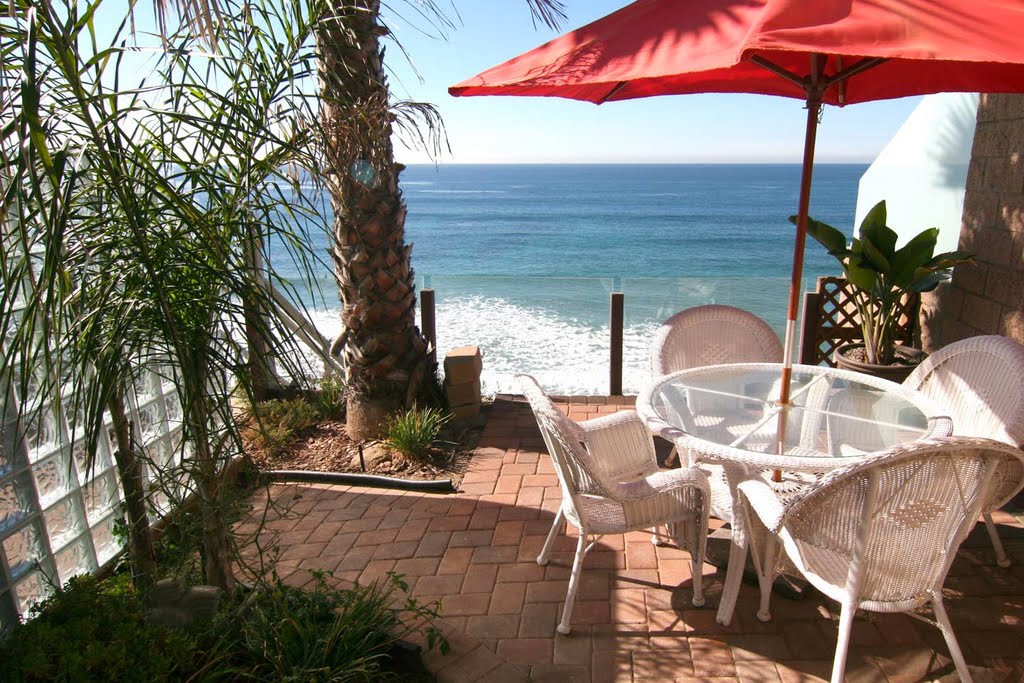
[822,57,888,91]
[750,54,889,100]
[599,81,628,103]
[750,54,808,90]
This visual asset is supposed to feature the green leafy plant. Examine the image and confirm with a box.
[243,398,321,459]
[310,377,347,421]
[797,200,973,365]
[0,574,199,682]
[383,407,451,462]
[207,571,448,681]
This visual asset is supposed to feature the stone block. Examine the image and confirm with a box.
[444,346,482,383]
[976,93,1024,124]
[446,379,481,408]
[951,262,987,296]
[1004,197,1024,235]
[961,192,1000,235]
[961,293,1002,335]
[985,267,1024,302]
[1000,308,1024,344]
[977,230,1015,268]
[451,402,481,422]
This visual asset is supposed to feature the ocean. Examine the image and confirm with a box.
[273,163,864,395]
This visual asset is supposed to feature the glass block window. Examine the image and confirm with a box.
[0,355,186,624]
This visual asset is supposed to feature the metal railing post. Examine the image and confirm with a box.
[421,288,436,364]
[610,292,624,396]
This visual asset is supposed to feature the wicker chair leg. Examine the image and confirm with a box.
[558,532,588,635]
[690,545,705,607]
[537,508,564,566]
[715,538,747,626]
[830,600,857,683]
[931,593,974,683]
[755,536,780,622]
[983,512,1011,568]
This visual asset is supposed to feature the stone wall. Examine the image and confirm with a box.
[921,93,1024,350]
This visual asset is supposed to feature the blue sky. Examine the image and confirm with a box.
[383,1,924,164]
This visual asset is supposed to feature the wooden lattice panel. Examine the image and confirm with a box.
[800,276,919,366]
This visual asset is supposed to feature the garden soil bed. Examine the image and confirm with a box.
[245,419,479,488]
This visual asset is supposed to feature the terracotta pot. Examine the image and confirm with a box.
[833,343,926,383]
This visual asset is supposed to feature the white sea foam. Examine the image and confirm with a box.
[293,298,658,397]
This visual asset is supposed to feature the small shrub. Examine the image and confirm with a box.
[309,376,346,420]
[0,574,199,682]
[207,572,447,681]
[243,397,321,458]
[383,407,451,462]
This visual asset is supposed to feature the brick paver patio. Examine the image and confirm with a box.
[240,396,1024,682]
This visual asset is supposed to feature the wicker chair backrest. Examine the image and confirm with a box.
[905,335,1024,507]
[651,304,784,377]
[781,437,1022,604]
[517,375,608,506]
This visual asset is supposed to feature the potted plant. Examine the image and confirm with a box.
[796,200,973,381]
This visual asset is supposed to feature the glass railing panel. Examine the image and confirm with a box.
[619,276,793,394]
[419,275,616,396]
[412,275,810,397]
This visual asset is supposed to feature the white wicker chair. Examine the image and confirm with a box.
[904,335,1024,567]
[737,436,1024,683]
[650,304,783,378]
[651,305,784,474]
[517,374,711,635]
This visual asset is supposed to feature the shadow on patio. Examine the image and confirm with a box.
[238,397,1024,683]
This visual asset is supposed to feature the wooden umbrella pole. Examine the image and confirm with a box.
[774,84,823,483]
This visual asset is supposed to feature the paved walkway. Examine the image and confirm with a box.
[241,396,1024,682]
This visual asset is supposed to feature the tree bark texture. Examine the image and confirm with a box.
[107,386,159,591]
[316,0,427,440]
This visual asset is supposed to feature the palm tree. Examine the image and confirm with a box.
[1,0,328,592]
[315,0,565,439]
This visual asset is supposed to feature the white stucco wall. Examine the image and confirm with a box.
[854,93,979,253]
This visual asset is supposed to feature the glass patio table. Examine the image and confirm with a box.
[636,362,954,624]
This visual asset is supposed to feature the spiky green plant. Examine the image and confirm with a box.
[383,407,450,462]
[207,572,448,681]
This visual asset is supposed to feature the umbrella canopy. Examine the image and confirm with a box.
[449,0,1024,404]
[450,0,1024,104]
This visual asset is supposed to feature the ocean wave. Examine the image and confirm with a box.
[287,298,658,397]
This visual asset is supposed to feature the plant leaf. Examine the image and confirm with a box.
[924,250,974,270]
[890,228,939,287]
[859,235,891,273]
[861,200,887,231]
[796,215,849,255]
[845,253,878,291]
[908,270,949,293]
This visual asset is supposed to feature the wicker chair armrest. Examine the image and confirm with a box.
[737,479,787,533]
[611,466,710,502]
[578,409,648,434]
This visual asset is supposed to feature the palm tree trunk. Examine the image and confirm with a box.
[316,0,428,440]
[188,392,236,592]
[107,386,159,591]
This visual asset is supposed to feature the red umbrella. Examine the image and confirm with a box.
[450,0,1024,407]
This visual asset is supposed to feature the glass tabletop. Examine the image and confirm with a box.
[640,363,951,466]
